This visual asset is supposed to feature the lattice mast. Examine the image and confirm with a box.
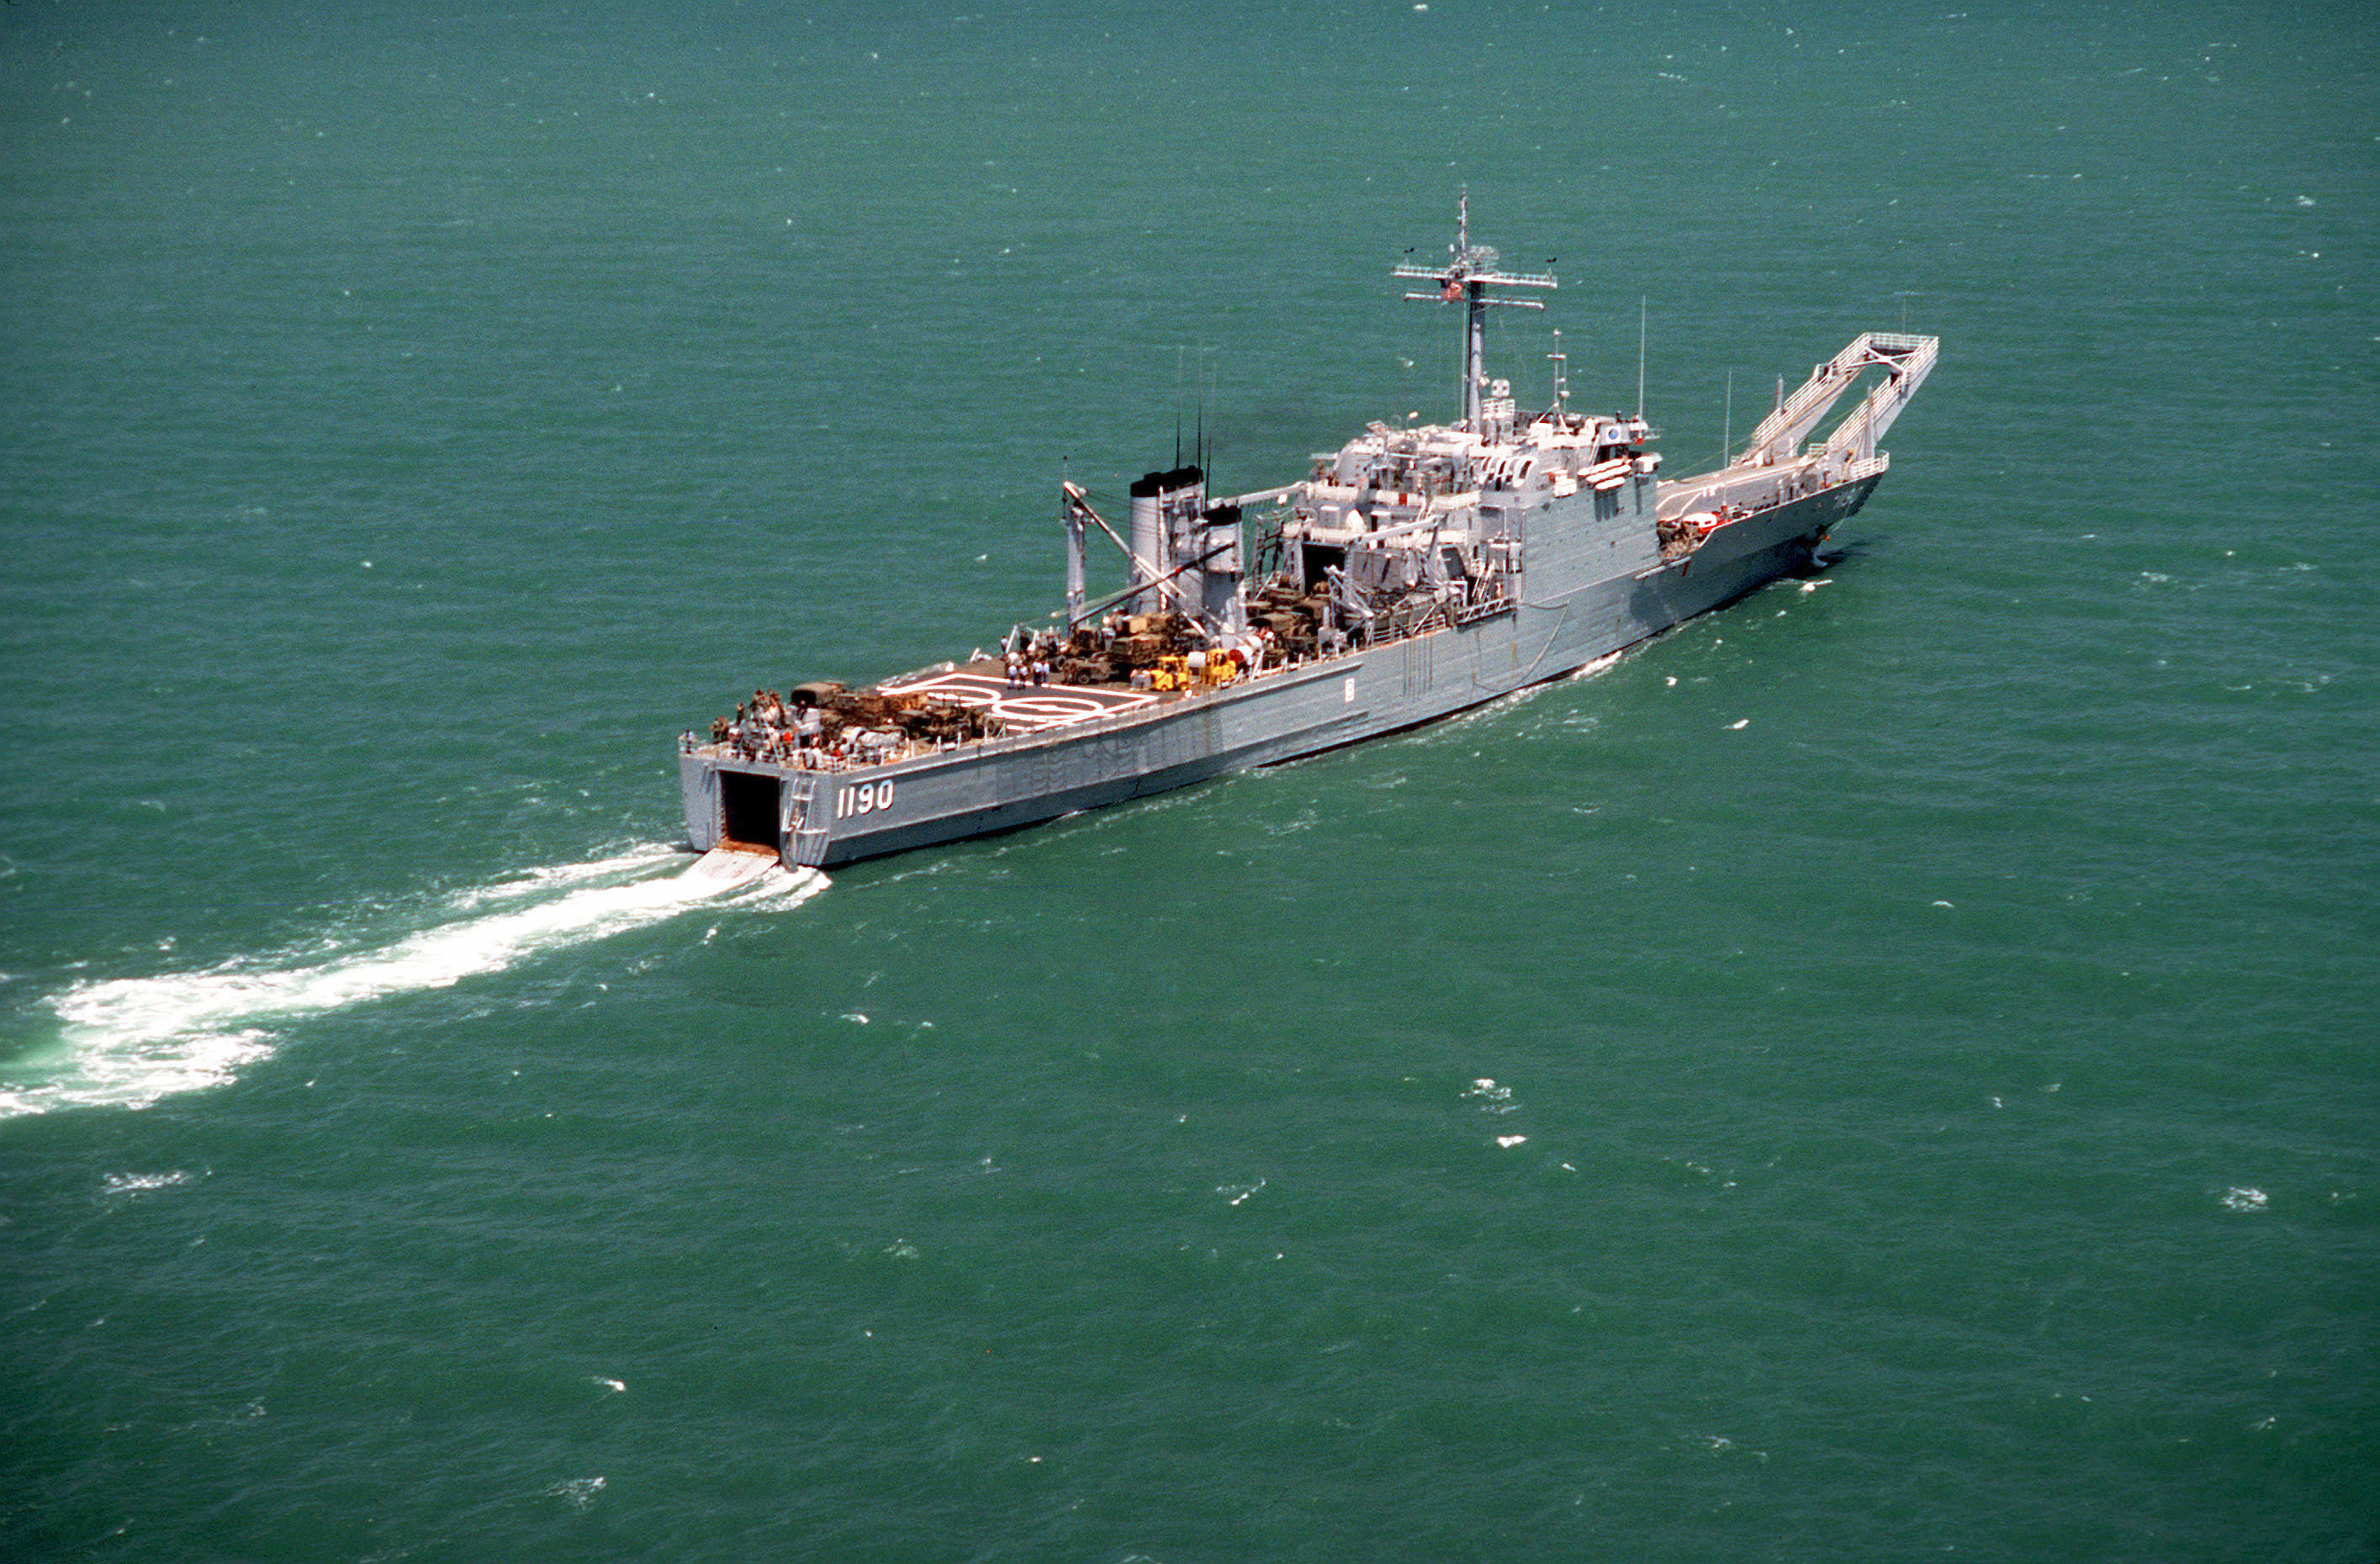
[1393,190,1557,429]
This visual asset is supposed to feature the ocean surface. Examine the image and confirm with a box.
[3,2,2375,1558]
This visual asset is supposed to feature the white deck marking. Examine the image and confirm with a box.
[878,670,1158,733]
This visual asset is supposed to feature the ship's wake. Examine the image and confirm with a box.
[1,846,823,1120]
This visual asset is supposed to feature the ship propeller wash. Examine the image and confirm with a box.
[680,202,1938,868]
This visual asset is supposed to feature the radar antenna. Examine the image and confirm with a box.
[1394,188,1556,430]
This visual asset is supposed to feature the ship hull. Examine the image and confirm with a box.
[680,473,1880,869]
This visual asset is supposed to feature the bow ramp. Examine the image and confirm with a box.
[1745,333,1940,468]
[1657,330,1938,525]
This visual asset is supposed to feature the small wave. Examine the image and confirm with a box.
[102,1169,197,1197]
[1568,650,1623,680]
[547,1476,606,1509]
[3,848,826,1120]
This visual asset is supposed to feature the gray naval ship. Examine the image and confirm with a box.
[680,202,1937,869]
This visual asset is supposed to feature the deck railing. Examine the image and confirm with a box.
[690,584,1522,772]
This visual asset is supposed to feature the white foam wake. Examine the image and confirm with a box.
[443,844,689,910]
[2,848,825,1119]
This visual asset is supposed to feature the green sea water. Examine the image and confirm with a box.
[3,2,2376,1559]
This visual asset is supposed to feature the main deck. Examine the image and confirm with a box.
[680,467,1891,868]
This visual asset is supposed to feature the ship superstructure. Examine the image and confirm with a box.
[678,203,1937,869]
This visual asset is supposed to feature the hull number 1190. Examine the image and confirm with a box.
[835,779,894,819]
